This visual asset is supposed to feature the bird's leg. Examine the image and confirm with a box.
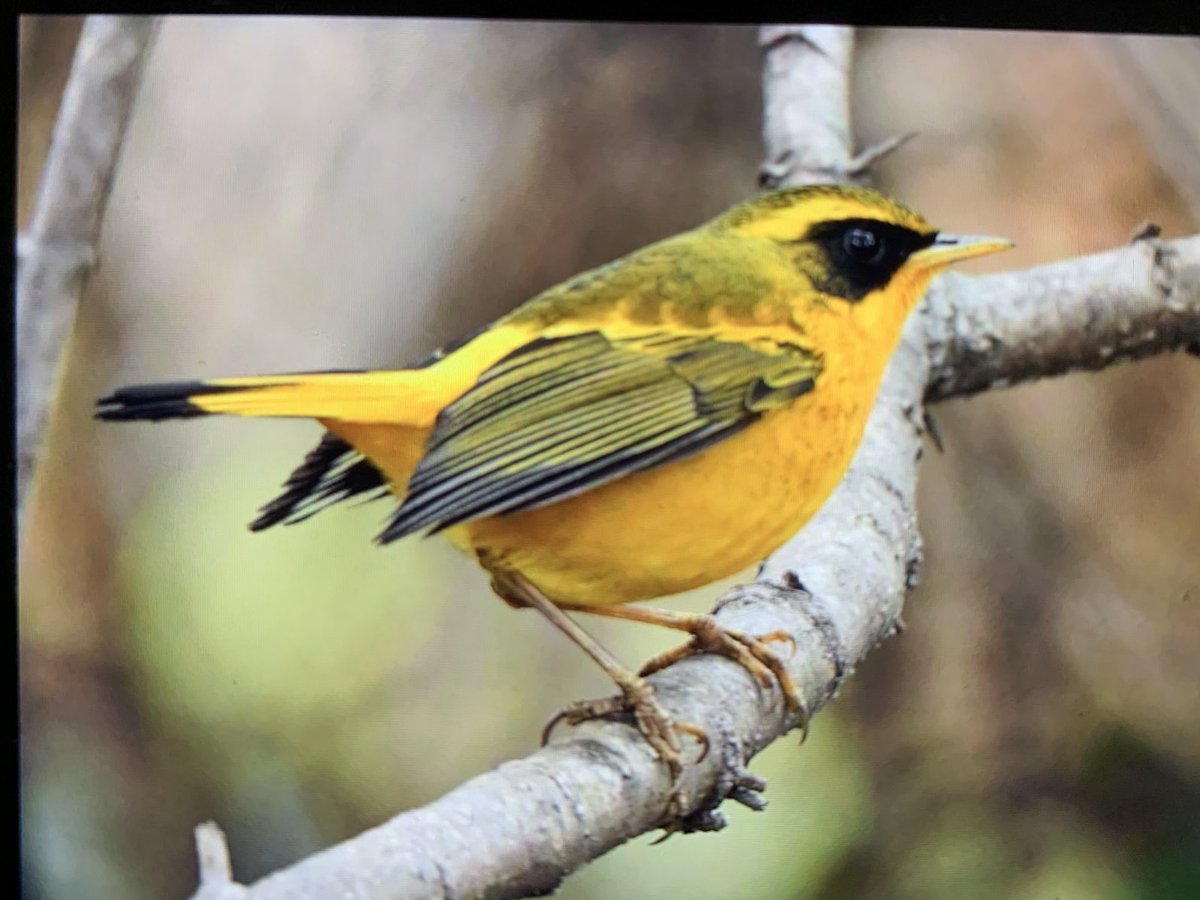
[562,603,807,730]
[504,575,706,814]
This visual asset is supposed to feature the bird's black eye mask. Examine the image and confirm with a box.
[798,217,938,302]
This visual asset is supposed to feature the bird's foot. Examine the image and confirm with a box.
[639,615,809,735]
[542,676,708,818]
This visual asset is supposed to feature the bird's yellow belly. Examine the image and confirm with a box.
[450,388,868,607]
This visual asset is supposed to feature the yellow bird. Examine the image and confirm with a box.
[98,184,1010,796]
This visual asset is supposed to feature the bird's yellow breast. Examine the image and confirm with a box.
[321,285,908,609]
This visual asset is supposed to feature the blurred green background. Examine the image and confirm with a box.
[18,18,1200,900]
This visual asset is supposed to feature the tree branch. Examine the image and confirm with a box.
[16,15,159,530]
[925,235,1200,400]
[184,25,1200,900]
[759,24,854,187]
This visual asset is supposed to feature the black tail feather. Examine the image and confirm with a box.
[95,381,250,422]
[250,433,388,531]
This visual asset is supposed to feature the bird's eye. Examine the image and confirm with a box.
[842,227,886,264]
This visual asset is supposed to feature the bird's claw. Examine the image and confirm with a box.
[639,617,809,730]
[541,678,709,818]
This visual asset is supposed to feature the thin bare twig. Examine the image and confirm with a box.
[17,15,159,530]
[191,823,247,900]
[845,130,918,178]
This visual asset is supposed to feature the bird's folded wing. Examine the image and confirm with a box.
[379,330,821,541]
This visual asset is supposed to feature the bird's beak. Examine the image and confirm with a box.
[910,233,1014,269]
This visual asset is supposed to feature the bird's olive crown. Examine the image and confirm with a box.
[721,185,939,302]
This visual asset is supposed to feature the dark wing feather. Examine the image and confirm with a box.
[379,330,821,542]
[250,434,388,531]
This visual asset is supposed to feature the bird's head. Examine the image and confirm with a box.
[717,184,1012,312]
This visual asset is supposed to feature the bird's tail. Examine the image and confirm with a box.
[95,370,443,426]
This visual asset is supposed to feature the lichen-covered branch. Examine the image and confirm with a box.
[16,15,159,528]
[185,25,1200,900]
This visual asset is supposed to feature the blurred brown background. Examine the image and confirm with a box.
[18,18,1200,900]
